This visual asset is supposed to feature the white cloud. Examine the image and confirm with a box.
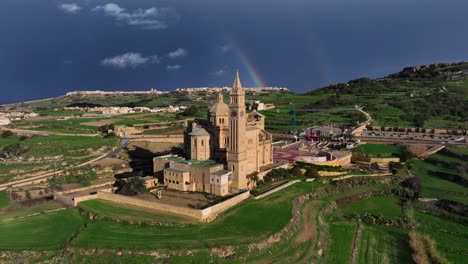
[167,48,188,59]
[59,3,82,14]
[167,64,181,71]
[101,52,153,69]
[215,69,225,76]
[93,3,179,30]
[213,65,229,76]
[221,44,231,53]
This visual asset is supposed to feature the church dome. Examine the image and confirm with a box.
[209,93,229,116]
[209,101,229,115]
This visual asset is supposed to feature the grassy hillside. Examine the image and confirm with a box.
[306,62,468,129]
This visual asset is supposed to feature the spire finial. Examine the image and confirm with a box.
[233,70,242,90]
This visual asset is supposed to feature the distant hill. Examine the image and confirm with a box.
[1,62,467,130]
[306,62,468,129]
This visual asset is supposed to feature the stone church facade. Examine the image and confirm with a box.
[154,72,273,195]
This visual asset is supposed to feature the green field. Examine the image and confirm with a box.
[414,211,468,263]
[79,199,194,224]
[320,222,357,264]
[0,200,66,221]
[357,226,411,264]
[72,182,318,249]
[0,209,85,250]
[341,196,403,219]
[410,148,468,203]
[0,190,8,208]
[0,137,20,148]
[353,144,404,158]
[447,147,468,156]
[23,135,117,158]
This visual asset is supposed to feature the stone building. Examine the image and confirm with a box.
[154,71,273,195]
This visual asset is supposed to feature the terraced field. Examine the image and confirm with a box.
[0,209,85,250]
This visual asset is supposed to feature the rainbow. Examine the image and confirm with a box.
[304,33,335,85]
[227,39,267,88]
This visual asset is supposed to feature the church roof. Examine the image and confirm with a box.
[189,128,210,136]
[232,70,242,91]
[209,93,229,115]
[209,102,229,115]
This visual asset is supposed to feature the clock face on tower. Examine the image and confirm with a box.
[231,111,237,117]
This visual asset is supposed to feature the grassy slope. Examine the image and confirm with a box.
[414,211,468,263]
[0,190,8,208]
[79,199,195,224]
[0,137,20,148]
[0,209,85,250]
[341,196,403,219]
[320,222,357,264]
[0,201,66,221]
[411,152,468,203]
[353,144,404,158]
[72,182,318,249]
[357,225,411,264]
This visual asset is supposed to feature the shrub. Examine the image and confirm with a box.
[264,168,290,183]
[115,177,146,196]
[0,130,14,138]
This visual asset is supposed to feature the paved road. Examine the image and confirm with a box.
[356,136,467,147]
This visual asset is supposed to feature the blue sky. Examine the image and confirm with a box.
[1,0,468,103]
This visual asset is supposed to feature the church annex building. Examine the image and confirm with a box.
[154,72,273,196]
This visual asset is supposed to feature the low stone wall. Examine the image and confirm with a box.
[62,181,115,195]
[53,192,75,207]
[318,171,348,177]
[95,190,251,221]
[253,180,300,200]
[369,157,400,163]
[96,191,204,220]
[331,173,393,182]
[204,191,251,215]
[130,136,183,143]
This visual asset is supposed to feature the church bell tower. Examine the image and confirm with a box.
[228,70,248,191]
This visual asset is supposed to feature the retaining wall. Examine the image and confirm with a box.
[53,192,75,207]
[253,180,300,200]
[205,191,251,215]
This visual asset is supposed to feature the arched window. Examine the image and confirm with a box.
[201,139,204,146]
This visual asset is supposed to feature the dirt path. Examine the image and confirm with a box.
[351,223,363,264]
[251,199,322,264]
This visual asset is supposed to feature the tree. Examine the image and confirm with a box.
[305,167,319,178]
[247,171,259,188]
[1,130,14,138]
[402,177,422,200]
[389,162,403,175]
[289,166,303,177]
[400,149,416,162]
[115,177,146,196]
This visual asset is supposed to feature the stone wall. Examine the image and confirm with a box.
[93,189,250,221]
[53,192,75,207]
[203,191,251,217]
[96,191,204,220]
[318,171,348,177]
[253,180,300,200]
[369,157,400,163]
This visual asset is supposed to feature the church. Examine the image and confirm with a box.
[153,71,273,196]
